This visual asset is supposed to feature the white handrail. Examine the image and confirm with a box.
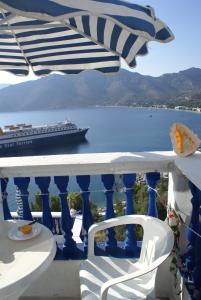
[0,151,175,178]
[0,151,200,190]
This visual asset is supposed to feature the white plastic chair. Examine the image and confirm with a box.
[80,215,174,300]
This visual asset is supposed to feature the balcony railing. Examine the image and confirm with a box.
[0,151,201,299]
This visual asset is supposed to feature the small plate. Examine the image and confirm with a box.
[8,223,42,241]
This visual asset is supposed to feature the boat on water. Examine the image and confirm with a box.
[0,120,89,152]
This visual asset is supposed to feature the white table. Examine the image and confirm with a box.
[0,220,56,300]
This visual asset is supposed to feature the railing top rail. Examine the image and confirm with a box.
[0,151,175,177]
[175,152,201,190]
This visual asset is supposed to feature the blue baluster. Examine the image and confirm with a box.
[76,175,92,254]
[52,218,57,234]
[57,218,62,235]
[35,177,53,231]
[184,181,200,272]
[54,176,76,256]
[146,172,160,218]
[102,174,117,254]
[14,177,32,221]
[192,188,201,288]
[123,174,138,256]
[0,178,12,220]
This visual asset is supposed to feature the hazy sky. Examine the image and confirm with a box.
[0,0,200,84]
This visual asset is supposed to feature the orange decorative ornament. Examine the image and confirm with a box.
[170,123,200,157]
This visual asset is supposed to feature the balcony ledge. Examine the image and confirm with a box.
[0,150,200,191]
[0,151,176,177]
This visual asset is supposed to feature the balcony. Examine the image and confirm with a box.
[0,151,201,300]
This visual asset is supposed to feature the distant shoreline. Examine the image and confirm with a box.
[0,105,200,115]
[95,105,201,114]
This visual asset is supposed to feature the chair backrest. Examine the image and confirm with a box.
[139,216,174,267]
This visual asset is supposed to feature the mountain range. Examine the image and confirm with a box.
[0,67,201,112]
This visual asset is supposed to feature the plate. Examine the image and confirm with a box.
[8,223,42,241]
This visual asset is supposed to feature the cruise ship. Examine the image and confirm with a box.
[0,121,89,152]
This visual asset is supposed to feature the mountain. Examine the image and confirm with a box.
[0,68,200,111]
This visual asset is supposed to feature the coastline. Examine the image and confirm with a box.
[0,105,200,115]
[95,105,201,115]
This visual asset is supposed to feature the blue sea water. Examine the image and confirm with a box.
[1,107,201,210]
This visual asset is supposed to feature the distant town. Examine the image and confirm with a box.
[151,104,201,113]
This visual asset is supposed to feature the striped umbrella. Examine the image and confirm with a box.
[0,0,174,76]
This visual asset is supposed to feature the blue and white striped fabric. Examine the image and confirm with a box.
[0,0,174,76]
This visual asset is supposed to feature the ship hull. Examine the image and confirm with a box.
[0,128,88,153]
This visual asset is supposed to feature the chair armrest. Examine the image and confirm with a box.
[88,215,146,256]
[100,254,171,300]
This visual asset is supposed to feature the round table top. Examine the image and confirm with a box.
[0,220,56,298]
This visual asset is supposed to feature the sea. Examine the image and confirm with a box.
[1,107,201,210]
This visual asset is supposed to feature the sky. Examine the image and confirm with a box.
[0,0,200,84]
